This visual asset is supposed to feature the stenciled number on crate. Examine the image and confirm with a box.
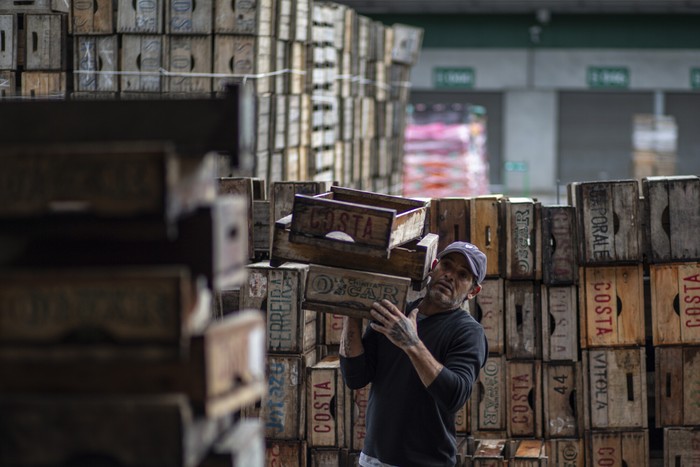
[682,271,700,329]
[309,273,400,309]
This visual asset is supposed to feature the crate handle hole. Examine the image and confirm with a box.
[549,233,556,251]
[616,295,622,316]
[613,212,620,235]
[569,389,577,416]
[666,372,672,397]
[485,226,492,247]
[32,31,38,52]
[1,31,4,52]
[548,311,556,335]
[474,302,483,323]
[515,305,523,327]
[325,231,355,243]
[527,388,535,409]
[662,205,671,237]
[673,294,680,316]
[626,373,634,401]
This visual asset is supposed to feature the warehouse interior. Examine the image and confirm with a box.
[1,0,699,466]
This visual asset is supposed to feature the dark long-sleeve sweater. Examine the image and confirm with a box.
[339,301,488,467]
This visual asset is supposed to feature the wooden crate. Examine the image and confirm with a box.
[471,439,507,467]
[351,384,371,451]
[0,70,17,96]
[0,0,69,12]
[471,355,507,436]
[117,0,163,33]
[506,360,542,438]
[254,94,271,154]
[320,312,344,346]
[0,142,216,220]
[253,199,271,255]
[0,14,17,69]
[290,186,428,258]
[24,14,66,70]
[541,205,578,285]
[546,438,585,467]
[470,195,505,278]
[505,281,541,360]
[569,180,641,265]
[265,440,307,467]
[582,348,647,430]
[501,197,541,281]
[166,0,212,34]
[199,419,265,467]
[272,93,287,152]
[663,427,700,467]
[0,310,267,416]
[0,394,229,467]
[304,264,410,320]
[306,355,351,448]
[429,197,470,252]
[166,35,212,93]
[468,278,504,355]
[273,219,436,287]
[292,0,309,42]
[218,177,264,260]
[655,345,700,426]
[541,285,579,362]
[120,35,164,92]
[287,94,301,148]
[270,181,332,227]
[390,23,422,65]
[0,266,197,347]
[288,41,306,94]
[643,175,700,263]
[74,35,119,92]
[510,439,546,467]
[214,0,272,34]
[263,349,317,439]
[239,261,316,354]
[213,34,271,95]
[585,430,649,467]
[543,362,584,438]
[651,262,700,346]
[72,0,112,34]
[273,39,288,94]
[20,71,65,97]
[578,265,645,348]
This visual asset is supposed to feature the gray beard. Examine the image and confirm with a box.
[426,285,462,310]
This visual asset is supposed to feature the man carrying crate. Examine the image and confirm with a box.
[340,241,489,467]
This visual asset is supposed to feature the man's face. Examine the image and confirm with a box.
[426,253,477,309]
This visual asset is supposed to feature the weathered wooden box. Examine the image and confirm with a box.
[166,36,212,93]
[510,439,546,467]
[25,14,66,70]
[273,216,436,287]
[471,355,507,436]
[569,180,642,264]
[469,278,504,355]
[0,14,17,70]
[239,261,316,354]
[72,0,113,34]
[218,177,266,261]
[213,34,271,95]
[120,35,164,92]
[290,186,428,258]
[20,71,66,97]
[651,262,700,346]
[117,0,163,33]
[304,264,411,320]
[664,427,700,467]
[506,360,542,438]
[582,348,647,429]
[319,312,345,347]
[584,430,649,467]
[0,394,230,467]
[73,36,119,92]
[351,384,371,451]
[0,267,197,350]
[578,265,645,348]
[166,0,212,34]
[469,195,505,278]
[199,419,264,467]
[655,345,700,427]
[265,440,307,467]
[0,142,215,221]
[541,205,578,285]
[306,355,351,448]
[501,197,541,281]
[263,349,317,439]
[541,285,579,361]
[505,281,541,360]
[543,362,584,438]
[642,175,700,263]
[546,438,585,467]
[0,310,267,418]
[471,439,507,467]
[429,197,469,252]
[214,0,272,35]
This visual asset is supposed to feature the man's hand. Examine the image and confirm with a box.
[369,299,420,350]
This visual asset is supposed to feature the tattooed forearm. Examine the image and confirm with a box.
[341,328,354,356]
[389,320,420,347]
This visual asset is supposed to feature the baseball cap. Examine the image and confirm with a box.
[437,241,487,284]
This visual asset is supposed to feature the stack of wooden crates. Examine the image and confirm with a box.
[0,136,269,465]
[0,0,423,196]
